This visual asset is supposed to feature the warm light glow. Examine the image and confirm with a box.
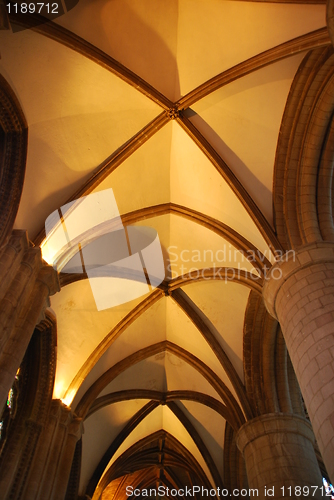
[42,189,122,268]
[53,380,76,407]
[61,389,76,408]
[53,380,66,400]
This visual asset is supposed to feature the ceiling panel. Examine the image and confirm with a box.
[177,400,226,479]
[170,122,275,260]
[182,280,251,380]
[190,54,306,223]
[0,29,160,238]
[81,400,150,493]
[176,0,325,95]
[55,0,180,100]
[101,405,215,488]
[50,280,151,402]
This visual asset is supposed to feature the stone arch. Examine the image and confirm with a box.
[0,74,27,249]
[273,46,334,248]
[0,311,57,499]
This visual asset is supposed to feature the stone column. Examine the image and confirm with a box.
[236,414,323,499]
[0,230,59,411]
[51,414,83,500]
[23,400,65,500]
[263,242,334,483]
[23,400,83,500]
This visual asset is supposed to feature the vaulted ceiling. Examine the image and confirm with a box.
[0,0,329,498]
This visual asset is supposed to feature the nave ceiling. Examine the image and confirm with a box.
[0,0,330,497]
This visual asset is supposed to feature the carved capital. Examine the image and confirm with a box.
[6,230,29,254]
[37,265,60,296]
[68,417,83,439]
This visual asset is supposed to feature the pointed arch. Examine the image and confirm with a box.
[0,74,28,248]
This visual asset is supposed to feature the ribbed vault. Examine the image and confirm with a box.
[1,0,331,497]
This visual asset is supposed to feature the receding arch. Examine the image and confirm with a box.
[273,46,334,248]
[89,430,214,500]
[88,405,222,500]
[45,204,271,276]
[87,389,233,425]
[60,266,262,292]
[317,119,334,241]
[87,401,158,499]
[74,341,245,428]
[64,270,259,408]
[0,311,57,498]
[298,65,334,243]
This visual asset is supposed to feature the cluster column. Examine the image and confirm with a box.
[263,242,334,483]
[24,400,83,500]
[0,230,59,411]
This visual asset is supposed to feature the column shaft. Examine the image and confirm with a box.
[23,401,82,500]
[263,243,334,482]
[0,231,59,411]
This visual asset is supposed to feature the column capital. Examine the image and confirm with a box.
[37,264,60,296]
[263,242,334,320]
[236,413,314,455]
[236,413,323,497]
[68,416,83,439]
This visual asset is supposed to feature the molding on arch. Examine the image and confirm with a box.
[88,429,214,499]
[65,273,257,417]
[59,266,263,293]
[46,203,270,284]
[223,422,248,493]
[0,310,57,498]
[243,291,304,417]
[87,389,233,424]
[0,74,28,249]
[74,341,245,427]
[273,46,334,248]
[176,116,281,254]
[172,288,253,421]
[176,28,330,110]
[8,12,173,111]
[62,271,258,416]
